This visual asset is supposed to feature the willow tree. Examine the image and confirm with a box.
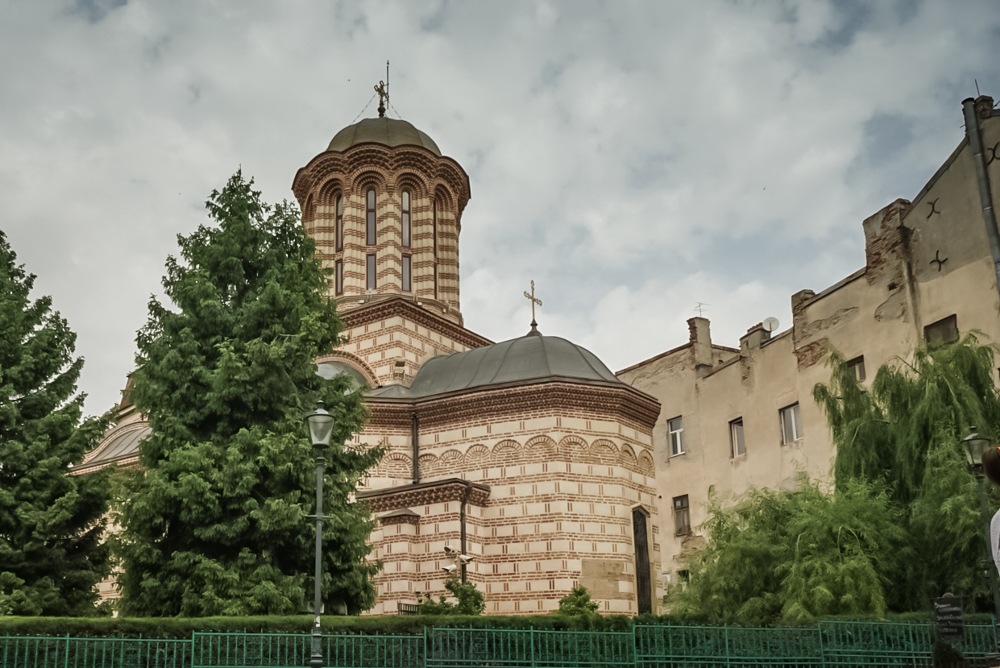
[117,172,380,617]
[668,479,904,623]
[814,335,1000,611]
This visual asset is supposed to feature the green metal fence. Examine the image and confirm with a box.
[2,621,997,668]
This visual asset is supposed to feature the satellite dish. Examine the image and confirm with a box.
[762,317,780,333]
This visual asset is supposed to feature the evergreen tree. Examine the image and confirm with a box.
[0,231,111,616]
[116,171,380,617]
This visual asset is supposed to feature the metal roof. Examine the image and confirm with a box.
[370,330,623,399]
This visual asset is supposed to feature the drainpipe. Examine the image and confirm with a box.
[411,413,420,484]
[460,480,472,583]
[962,97,1000,301]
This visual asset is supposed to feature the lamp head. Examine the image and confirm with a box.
[458,554,474,564]
[442,564,457,574]
[961,427,991,471]
[443,545,455,554]
[306,400,335,448]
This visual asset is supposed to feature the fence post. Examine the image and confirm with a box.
[63,633,70,668]
[632,625,639,668]
[423,626,428,668]
[817,622,826,668]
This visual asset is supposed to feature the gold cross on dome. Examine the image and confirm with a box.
[523,280,543,323]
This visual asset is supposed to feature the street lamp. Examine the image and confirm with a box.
[306,401,334,668]
[960,427,1000,650]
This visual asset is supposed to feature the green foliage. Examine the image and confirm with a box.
[814,337,1000,611]
[668,478,902,624]
[116,171,381,617]
[0,231,112,616]
[415,576,486,615]
[557,585,599,616]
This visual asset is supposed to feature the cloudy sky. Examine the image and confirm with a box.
[3,0,999,416]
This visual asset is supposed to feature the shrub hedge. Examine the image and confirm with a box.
[2,610,988,639]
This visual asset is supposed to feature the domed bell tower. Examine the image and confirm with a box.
[292,88,471,325]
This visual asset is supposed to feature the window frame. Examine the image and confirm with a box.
[846,355,866,382]
[402,254,412,292]
[667,416,685,457]
[672,495,691,536]
[366,253,376,291]
[334,259,343,296]
[924,315,959,347]
[335,195,344,252]
[366,189,377,246]
[401,190,411,248]
[779,403,802,445]
[730,417,746,458]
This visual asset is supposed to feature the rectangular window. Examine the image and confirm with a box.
[401,191,411,248]
[402,254,412,292]
[366,189,377,246]
[335,195,344,252]
[334,259,343,296]
[779,403,801,444]
[924,315,959,346]
[846,355,866,382]
[667,416,684,456]
[366,253,376,291]
[730,418,745,458]
[673,495,691,536]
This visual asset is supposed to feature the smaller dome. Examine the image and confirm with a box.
[328,118,441,156]
[371,331,622,399]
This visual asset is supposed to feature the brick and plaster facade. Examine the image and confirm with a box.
[617,95,1000,596]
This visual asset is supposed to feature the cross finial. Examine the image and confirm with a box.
[523,280,543,331]
[374,80,388,118]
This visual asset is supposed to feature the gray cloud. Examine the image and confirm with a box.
[1,0,998,414]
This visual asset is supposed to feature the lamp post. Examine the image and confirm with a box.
[306,401,334,668]
[960,427,1000,648]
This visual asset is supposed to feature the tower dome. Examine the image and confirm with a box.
[327,117,441,156]
[293,107,471,327]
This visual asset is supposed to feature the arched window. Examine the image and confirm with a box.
[335,195,344,252]
[366,189,376,246]
[432,198,439,299]
[401,190,411,248]
[632,507,652,614]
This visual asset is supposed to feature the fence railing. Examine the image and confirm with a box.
[1,621,996,668]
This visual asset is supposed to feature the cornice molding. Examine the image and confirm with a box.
[367,379,661,431]
[358,478,491,512]
[341,297,493,349]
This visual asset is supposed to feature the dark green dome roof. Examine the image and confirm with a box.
[370,329,622,399]
[328,117,441,156]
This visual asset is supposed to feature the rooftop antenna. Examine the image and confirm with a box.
[693,302,709,317]
[976,78,981,97]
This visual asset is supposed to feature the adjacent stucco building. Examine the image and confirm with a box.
[617,95,1000,593]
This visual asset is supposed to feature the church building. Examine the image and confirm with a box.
[79,94,664,615]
